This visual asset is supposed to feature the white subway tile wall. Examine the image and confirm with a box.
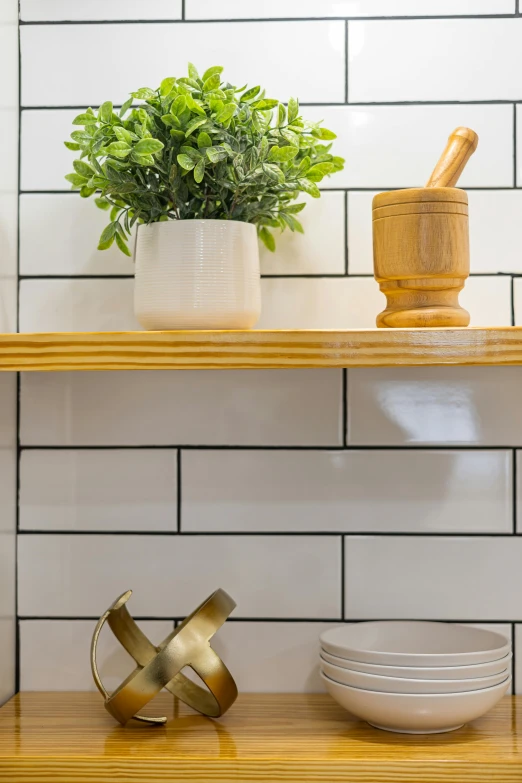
[15,2,522,694]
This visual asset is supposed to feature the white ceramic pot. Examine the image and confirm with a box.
[134,219,261,330]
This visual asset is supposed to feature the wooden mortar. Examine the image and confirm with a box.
[372,127,479,328]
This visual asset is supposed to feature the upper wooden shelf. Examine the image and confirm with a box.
[0,327,522,371]
[0,692,520,782]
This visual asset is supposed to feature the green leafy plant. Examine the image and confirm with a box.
[64,64,344,255]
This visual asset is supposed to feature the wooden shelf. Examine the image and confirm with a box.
[0,692,520,782]
[1,327,522,371]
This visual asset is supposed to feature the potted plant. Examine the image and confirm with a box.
[64,64,344,330]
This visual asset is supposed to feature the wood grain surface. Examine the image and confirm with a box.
[0,328,522,370]
[0,693,520,782]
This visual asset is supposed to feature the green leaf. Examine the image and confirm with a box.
[185,117,207,137]
[177,153,196,171]
[206,146,227,163]
[305,162,334,181]
[216,103,236,123]
[277,103,286,127]
[160,76,176,97]
[119,97,133,118]
[284,201,306,214]
[298,155,311,173]
[287,97,299,123]
[80,185,96,198]
[113,126,134,144]
[72,112,97,125]
[259,227,275,252]
[133,138,164,155]
[298,178,321,198]
[170,129,185,141]
[268,145,298,162]
[188,62,200,81]
[98,222,119,247]
[311,127,337,140]
[178,77,200,90]
[98,235,115,251]
[110,205,120,222]
[95,197,111,210]
[99,101,113,123]
[194,158,205,183]
[240,85,261,102]
[262,163,284,183]
[73,159,95,177]
[131,87,156,100]
[131,153,154,166]
[197,131,212,148]
[202,65,223,82]
[64,141,81,151]
[203,73,221,92]
[171,95,187,116]
[106,142,131,158]
[251,99,279,110]
[115,232,132,256]
[64,172,88,187]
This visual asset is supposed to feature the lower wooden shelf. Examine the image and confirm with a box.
[1,327,522,371]
[0,692,520,782]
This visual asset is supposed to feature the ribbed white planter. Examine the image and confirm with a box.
[134,219,261,330]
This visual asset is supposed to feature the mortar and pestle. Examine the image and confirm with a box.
[372,127,478,328]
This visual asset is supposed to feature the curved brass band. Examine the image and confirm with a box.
[90,588,238,726]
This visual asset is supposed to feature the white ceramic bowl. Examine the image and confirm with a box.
[320,648,513,680]
[320,622,510,666]
[321,671,510,734]
[320,657,510,694]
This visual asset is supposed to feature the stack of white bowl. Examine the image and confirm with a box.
[320,621,511,734]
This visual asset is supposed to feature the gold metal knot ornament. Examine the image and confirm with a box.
[90,588,238,726]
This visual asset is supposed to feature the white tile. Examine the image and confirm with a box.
[258,277,384,329]
[20,370,342,446]
[21,110,80,191]
[18,535,342,619]
[517,105,522,187]
[186,0,513,18]
[19,449,177,532]
[182,449,513,534]
[347,367,522,446]
[212,622,339,693]
[19,279,139,332]
[515,278,522,325]
[20,195,135,276]
[460,276,512,327]
[349,190,522,276]
[305,105,513,188]
[260,193,345,276]
[19,620,174,691]
[21,22,345,107]
[350,19,522,103]
[515,450,522,533]
[0,536,15,705]
[21,0,182,20]
[344,537,522,620]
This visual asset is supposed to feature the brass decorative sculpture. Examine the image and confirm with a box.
[91,588,238,726]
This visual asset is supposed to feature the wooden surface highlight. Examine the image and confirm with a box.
[0,692,521,782]
[1,327,522,370]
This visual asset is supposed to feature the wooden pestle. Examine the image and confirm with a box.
[372,127,479,328]
[425,127,479,188]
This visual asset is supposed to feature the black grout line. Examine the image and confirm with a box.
[511,275,516,326]
[340,536,345,619]
[19,444,522,451]
[16,530,522,537]
[181,0,185,21]
[513,623,517,693]
[19,272,521,281]
[16,616,520,623]
[514,103,518,187]
[342,370,348,446]
[177,449,182,533]
[21,100,522,109]
[344,191,349,275]
[18,14,522,25]
[14,1,21,696]
[514,450,518,535]
[344,20,349,104]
